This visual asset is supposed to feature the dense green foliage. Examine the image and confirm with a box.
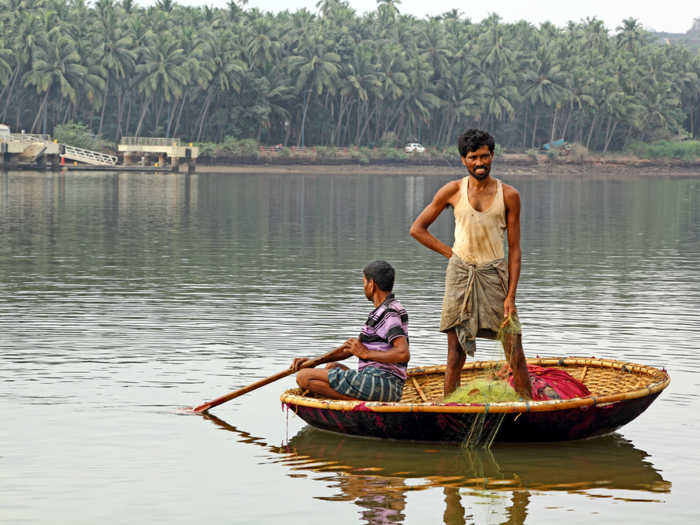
[52,122,103,150]
[628,140,700,162]
[1,0,699,155]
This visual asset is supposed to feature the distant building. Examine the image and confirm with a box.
[0,124,10,136]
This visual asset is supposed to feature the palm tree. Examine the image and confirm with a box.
[134,35,190,137]
[635,83,680,141]
[22,33,87,133]
[0,3,696,149]
[192,29,247,140]
[480,66,518,141]
[94,10,136,136]
[376,0,401,14]
[246,16,279,68]
[0,23,14,88]
[616,18,645,57]
[439,63,478,147]
[520,47,565,148]
[288,31,340,96]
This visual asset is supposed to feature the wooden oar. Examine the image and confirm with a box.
[187,346,346,414]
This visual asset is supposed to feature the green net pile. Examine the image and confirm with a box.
[445,379,521,404]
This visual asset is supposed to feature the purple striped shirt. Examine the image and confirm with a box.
[358,294,409,380]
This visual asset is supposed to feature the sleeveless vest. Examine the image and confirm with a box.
[452,177,506,266]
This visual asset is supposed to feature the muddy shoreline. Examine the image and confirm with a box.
[195,159,700,178]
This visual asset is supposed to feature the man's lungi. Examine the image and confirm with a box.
[328,366,404,402]
[439,254,521,356]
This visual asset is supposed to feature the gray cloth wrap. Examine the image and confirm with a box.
[439,255,520,356]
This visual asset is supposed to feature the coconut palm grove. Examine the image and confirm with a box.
[1,0,699,154]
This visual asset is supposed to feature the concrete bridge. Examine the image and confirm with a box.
[1,128,198,173]
[0,133,63,171]
[118,138,199,173]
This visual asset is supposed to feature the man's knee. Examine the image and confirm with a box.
[296,369,311,389]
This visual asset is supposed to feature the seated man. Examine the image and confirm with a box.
[290,260,409,402]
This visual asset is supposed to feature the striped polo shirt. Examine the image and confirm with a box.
[358,294,409,380]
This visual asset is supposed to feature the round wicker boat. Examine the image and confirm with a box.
[280,357,670,443]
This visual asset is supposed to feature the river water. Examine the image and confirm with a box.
[1,169,698,524]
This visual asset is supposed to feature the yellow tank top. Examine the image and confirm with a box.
[452,177,506,266]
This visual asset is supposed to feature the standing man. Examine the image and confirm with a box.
[410,129,532,399]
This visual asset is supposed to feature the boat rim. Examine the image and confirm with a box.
[280,357,670,414]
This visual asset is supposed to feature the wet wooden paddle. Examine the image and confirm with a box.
[186,346,346,414]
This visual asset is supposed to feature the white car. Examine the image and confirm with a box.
[405,143,425,153]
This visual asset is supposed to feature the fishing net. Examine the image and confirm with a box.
[446,315,591,448]
[446,316,523,449]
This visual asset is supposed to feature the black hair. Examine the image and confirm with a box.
[457,128,495,157]
[363,260,395,292]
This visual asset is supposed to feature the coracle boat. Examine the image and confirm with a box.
[280,357,670,443]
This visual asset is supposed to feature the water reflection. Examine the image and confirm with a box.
[1,170,696,524]
[204,414,670,525]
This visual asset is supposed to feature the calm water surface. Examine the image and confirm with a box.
[1,170,699,524]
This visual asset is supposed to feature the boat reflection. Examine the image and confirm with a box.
[203,414,670,524]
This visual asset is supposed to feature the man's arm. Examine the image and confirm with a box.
[503,184,522,318]
[409,180,461,258]
[290,340,353,370]
[346,337,410,364]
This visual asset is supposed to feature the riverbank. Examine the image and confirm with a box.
[194,156,700,178]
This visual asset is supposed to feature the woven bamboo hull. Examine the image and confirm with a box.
[281,357,670,443]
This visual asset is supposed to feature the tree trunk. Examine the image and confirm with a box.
[135,94,154,137]
[88,104,95,132]
[1,64,21,122]
[623,123,634,151]
[124,94,133,137]
[577,109,587,143]
[530,104,540,149]
[333,95,349,146]
[30,90,51,134]
[561,106,573,142]
[592,113,605,151]
[196,88,216,141]
[154,97,165,135]
[601,113,613,153]
[602,118,618,156]
[521,104,529,149]
[116,85,125,141]
[550,105,558,142]
[445,113,457,149]
[357,102,378,145]
[341,99,355,146]
[355,99,366,145]
[173,94,187,138]
[98,70,110,137]
[585,110,598,149]
[62,101,72,125]
[284,112,292,146]
[0,64,19,101]
[386,99,407,132]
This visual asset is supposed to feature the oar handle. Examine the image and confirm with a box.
[190,345,346,414]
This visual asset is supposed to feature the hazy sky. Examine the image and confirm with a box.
[165,0,698,34]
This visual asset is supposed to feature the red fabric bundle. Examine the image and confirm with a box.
[509,365,592,401]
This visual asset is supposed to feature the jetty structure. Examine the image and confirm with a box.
[119,137,198,173]
[1,125,198,173]
[1,126,63,171]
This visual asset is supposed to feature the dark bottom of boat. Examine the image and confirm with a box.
[287,393,660,443]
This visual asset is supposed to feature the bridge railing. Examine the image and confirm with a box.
[2,133,51,143]
[62,145,118,165]
[120,137,181,147]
